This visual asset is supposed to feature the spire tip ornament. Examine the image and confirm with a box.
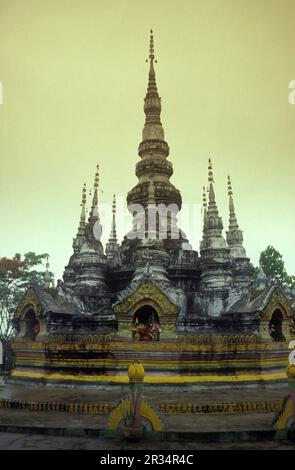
[227,175,233,197]
[94,164,99,190]
[208,158,214,184]
[147,28,157,64]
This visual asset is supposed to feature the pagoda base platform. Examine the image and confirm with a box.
[9,336,291,388]
[0,381,293,445]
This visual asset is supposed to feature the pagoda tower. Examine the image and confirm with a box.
[126,30,184,247]
[226,175,253,288]
[198,159,232,316]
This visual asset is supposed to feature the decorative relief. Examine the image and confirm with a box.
[178,335,256,344]
[260,289,293,320]
[107,398,164,432]
[12,337,277,353]
[159,400,282,415]
[0,398,282,416]
[259,289,294,341]
[114,280,177,317]
[0,399,110,414]
[15,287,44,320]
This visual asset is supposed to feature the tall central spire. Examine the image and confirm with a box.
[126,30,182,244]
[138,29,169,158]
[141,29,164,143]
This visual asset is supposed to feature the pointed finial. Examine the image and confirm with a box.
[44,255,53,288]
[94,164,99,190]
[79,182,87,225]
[112,194,116,214]
[227,175,233,197]
[202,185,208,227]
[87,164,100,227]
[81,182,87,206]
[202,186,207,209]
[73,183,87,253]
[208,158,214,184]
[227,175,236,218]
[108,194,117,243]
[146,29,157,64]
[226,174,246,257]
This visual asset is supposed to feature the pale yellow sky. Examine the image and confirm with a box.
[0,0,294,279]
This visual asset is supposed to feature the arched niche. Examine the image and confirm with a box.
[269,308,286,342]
[132,304,160,341]
[23,307,40,341]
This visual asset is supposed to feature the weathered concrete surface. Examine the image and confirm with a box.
[0,432,293,450]
[0,407,275,433]
[0,381,291,451]
[0,382,287,405]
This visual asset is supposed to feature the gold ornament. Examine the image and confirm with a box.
[128,361,145,382]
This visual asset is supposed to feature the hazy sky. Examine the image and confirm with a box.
[0,0,294,279]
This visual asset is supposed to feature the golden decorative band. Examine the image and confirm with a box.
[159,400,282,414]
[0,399,110,414]
[12,339,290,353]
[9,370,287,383]
[0,398,282,415]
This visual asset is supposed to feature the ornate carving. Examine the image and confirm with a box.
[107,398,164,432]
[159,400,282,415]
[15,287,44,320]
[260,289,293,320]
[0,399,110,414]
[12,337,285,354]
[113,280,178,317]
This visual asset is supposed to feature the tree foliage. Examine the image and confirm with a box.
[0,252,50,370]
[258,245,295,290]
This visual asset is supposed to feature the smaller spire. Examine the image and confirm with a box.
[208,158,214,184]
[88,164,100,222]
[85,164,103,244]
[109,194,117,243]
[106,194,120,264]
[79,182,87,227]
[227,174,233,197]
[73,182,87,254]
[200,158,227,253]
[226,175,247,257]
[202,185,207,210]
[227,175,239,230]
[44,255,54,288]
[207,159,217,208]
[202,185,207,225]
[227,175,238,228]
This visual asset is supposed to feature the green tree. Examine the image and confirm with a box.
[0,252,50,370]
[258,245,293,290]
